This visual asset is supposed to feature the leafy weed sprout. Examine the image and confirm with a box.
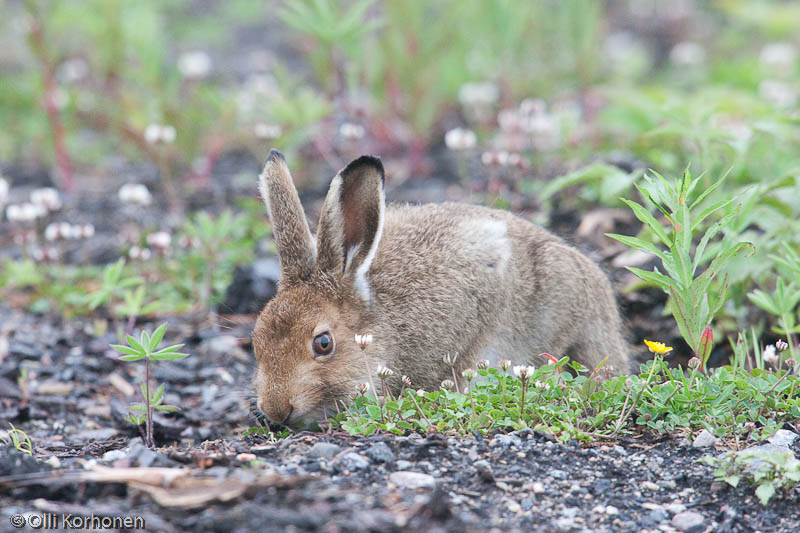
[3,423,34,455]
[702,448,800,505]
[607,168,754,370]
[111,323,188,448]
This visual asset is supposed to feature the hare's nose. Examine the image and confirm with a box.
[262,403,293,425]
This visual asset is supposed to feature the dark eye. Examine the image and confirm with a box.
[313,332,334,357]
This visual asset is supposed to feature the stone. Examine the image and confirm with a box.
[473,459,494,482]
[671,510,705,532]
[767,429,798,446]
[665,503,687,515]
[307,442,342,460]
[550,468,568,480]
[395,460,412,470]
[331,452,369,473]
[692,429,718,448]
[365,442,395,464]
[389,471,437,489]
[220,257,279,314]
[641,481,659,491]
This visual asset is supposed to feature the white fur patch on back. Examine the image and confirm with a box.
[459,219,511,274]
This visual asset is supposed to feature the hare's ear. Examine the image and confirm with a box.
[316,155,385,301]
[258,150,315,282]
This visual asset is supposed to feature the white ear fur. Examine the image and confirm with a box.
[351,185,384,302]
[315,155,385,302]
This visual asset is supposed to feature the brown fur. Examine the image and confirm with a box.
[253,153,629,426]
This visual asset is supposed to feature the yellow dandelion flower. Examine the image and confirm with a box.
[644,339,673,355]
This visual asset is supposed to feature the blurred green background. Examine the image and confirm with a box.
[2,0,800,357]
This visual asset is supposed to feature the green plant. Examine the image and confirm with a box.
[701,449,800,505]
[4,423,34,455]
[607,168,754,367]
[111,323,188,448]
[86,258,142,311]
[748,244,800,362]
[331,351,800,444]
[171,210,253,312]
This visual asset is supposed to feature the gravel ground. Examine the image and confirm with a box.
[1,303,799,532]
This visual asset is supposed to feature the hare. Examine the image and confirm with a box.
[252,150,629,426]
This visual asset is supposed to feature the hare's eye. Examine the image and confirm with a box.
[313,332,334,357]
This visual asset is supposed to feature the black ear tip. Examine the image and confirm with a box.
[265,149,285,165]
[343,155,384,181]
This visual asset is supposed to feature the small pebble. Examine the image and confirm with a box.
[671,510,705,532]
[389,471,436,489]
[692,429,718,448]
[307,442,342,460]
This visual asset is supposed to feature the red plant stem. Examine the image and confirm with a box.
[145,357,153,448]
[25,1,74,191]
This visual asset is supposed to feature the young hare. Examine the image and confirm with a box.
[252,150,628,426]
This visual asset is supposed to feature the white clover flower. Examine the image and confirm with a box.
[763,344,778,364]
[499,359,512,371]
[461,368,476,382]
[118,183,152,206]
[498,109,522,131]
[513,365,535,379]
[30,187,61,212]
[178,51,212,80]
[476,359,490,370]
[57,57,89,83]
[443,352,459,366]
[254,122,282,140]
[128,246,152,261]
[440,379,455,391]
[776,339,789,352]
[444,128,477,151]
[6,203,45,222]
[376,365,394,379]
[401,375,412,387]
[458,82,499,108]
[669,41,706,66]
[0,176,8,206]
[146,231,172,250]
[44,223,60,241]
[759,43,797,73]
[80,224,95,239]
[339,122,365,140]
[519,98,546,116]
[144,124,176,145]
[355,334,373,349]
[416,388,426,397]
[534,381,550,390]
[356,382,370,394]
[759,80,797,108]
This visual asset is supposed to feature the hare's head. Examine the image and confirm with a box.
[252,151,385,427]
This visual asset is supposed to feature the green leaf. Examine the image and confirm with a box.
[755,482,776,505]
[126,335,145,353]
[606,233,666,260]
[110,344,142,357]
[150,351,189,360]
[625,267,673,290]
[152,343,185,355]
[151,384,165,405]
[149,323,168,351]
[619,198,671,247]
[119,353,145,362]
